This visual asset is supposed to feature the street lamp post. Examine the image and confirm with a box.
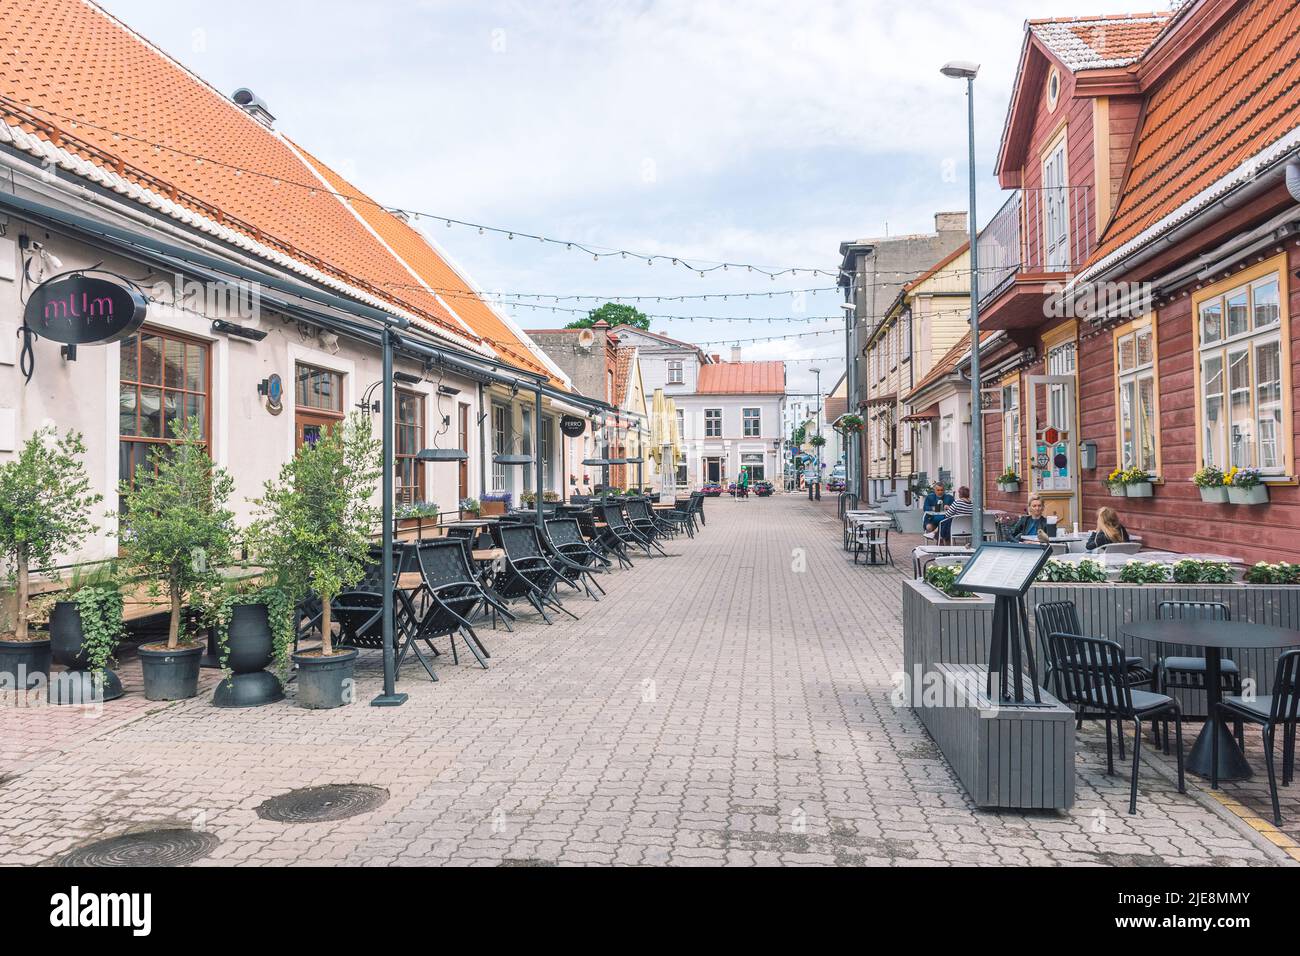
[810,366,821,502]
[941,59,984,546]
[840,299,855,500]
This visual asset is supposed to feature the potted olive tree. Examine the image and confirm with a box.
[0,428,102,694]
[252,413,380,709]
[118,419,235,701]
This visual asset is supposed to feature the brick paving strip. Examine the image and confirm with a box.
[0,495,1292,866]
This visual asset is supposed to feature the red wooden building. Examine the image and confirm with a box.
[970,0,1300,564]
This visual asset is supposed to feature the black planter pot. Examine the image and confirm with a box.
[291,647,358,709]
[0,636,52,690]
[138,643,203,701]
[47,601,123,705]
[212,603,285,708]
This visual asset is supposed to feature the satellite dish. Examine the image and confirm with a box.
[577,328,596,350]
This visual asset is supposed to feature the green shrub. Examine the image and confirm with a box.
[1117,561,1170,585]
[1244,562,1300,585]
[924,564,970,598]
[1171,559,1233,584]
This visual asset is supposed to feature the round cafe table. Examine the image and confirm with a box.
[1120,620,1300,781]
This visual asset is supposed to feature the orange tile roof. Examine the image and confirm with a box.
[0,0,558,383]
[1092,0,1300,263]
[696,361,785,395]
[1029,13,1171,71]
[824,396,848,422]
[613,345,635,408]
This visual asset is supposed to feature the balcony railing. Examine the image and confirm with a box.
[976,185,1095,308]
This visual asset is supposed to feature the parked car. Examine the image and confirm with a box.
[701,482,724,497]
[754,480,774,497]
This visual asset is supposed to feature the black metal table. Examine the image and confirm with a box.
[1120,620,1300,781]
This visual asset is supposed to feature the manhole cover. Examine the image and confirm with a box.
[56,829,219,867]
[256,784,389,823]
[499,858,556,867]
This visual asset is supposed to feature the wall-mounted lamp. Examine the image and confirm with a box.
[417,447,468,463]
[212,319,268,341]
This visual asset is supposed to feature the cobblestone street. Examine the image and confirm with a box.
[0,494,1292,866]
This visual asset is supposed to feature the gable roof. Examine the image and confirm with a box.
[696,361,785,395]
[905,330,1000,402]
[607,325,712,360]
[0,0,560,383]
[1029,12,1172,71]
[1089,0,1300,265]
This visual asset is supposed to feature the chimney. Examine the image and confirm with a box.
[730,346,742,363]
[232,88,276,128]
[934,211,967,234]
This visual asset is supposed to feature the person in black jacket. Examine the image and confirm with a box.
[1086,507,1130,551]
[1007,495,1050,540]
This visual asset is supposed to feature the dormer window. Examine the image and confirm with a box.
[1046,66,1061,112]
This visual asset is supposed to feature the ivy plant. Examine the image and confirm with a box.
[64,561,125,675]
[0,428,102,642]
[116,418,236,650]
[215,576,297,679]
[249,413,381,658]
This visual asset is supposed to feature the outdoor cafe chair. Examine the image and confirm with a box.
[624,498,673,555]
[576,508,631,570]
[332,546,439,682]
[1046,631,1186,814]
[489,522,578,624]
[1214,649,1300,825]
[1155,601,1243,753]
[411,539,491,669]
[1036,600,1153,759]
[1095,541,1142,555]
[852,519,892,567]
[545,517,610,601]
[598,501,656,559]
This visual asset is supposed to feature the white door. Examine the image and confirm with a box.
[1042,141,1070,270]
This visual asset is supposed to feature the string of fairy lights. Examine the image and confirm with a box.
[3,94,1001,367]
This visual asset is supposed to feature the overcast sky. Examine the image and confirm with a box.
[101,0,1163,396]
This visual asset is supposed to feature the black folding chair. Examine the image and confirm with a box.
[332,546,438,682]
[1047,631,1185,814]
[625,497,674,553]
[598,502,654,558]
[410,539,491,669]
[489,522,578,624]
[576,508,630,570]
[545,517,609,600]
[1215,649,1300,824]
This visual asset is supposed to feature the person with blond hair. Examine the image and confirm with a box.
[1086,507,1130,551]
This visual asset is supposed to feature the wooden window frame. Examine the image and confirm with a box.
[1112,315,1162,479]
[119,325,212,494]
[295,362,345,416]
[1191,254,1292,479]
[394,388,426,506]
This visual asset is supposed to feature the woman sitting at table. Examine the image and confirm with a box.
[922,482,954,538]
[1007,494,1049,540]
[937,486,974,544]
[1085,507,1130,551]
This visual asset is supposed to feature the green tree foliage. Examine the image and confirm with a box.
[118,418,235,649]
[0,428,102,641]
[250,413,381,657]
[565,302,650,331]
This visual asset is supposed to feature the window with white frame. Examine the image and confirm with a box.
[1042,135,1071,270]
[1116,323,1158,474]
[1001,381,1021,478]
[667,359,684,385]
[1046,338,1076,431]
[902,312,912,363]
[521,407,533,492]
[705,408,722,437]
[1198,270,1286,473]
[743,407,761,437]
[676,408,685,440]
[491,403,508,491]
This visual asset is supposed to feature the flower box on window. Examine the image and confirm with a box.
[1192,466,1228,503]
[1225,467,1268,505]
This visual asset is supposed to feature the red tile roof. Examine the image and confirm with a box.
[0,0,558,383]
[696,361,785,395]
[1091,0,1300,263]
[613,345,636,407]
[1029,13,1172,71]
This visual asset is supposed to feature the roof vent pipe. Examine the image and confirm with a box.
[1287,161,1300,203]
[231,88,276,128]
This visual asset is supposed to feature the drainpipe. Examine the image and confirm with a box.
[477,382,487,499]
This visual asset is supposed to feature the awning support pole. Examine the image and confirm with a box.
[372,325,407,708]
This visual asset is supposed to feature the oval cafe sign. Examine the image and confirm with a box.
[23,274,148,345]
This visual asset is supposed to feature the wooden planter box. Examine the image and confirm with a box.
[480,499,509,517]
[902,580,1075,810]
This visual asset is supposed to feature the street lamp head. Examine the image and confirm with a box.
[940,61,980,80]
[838,303,855,312]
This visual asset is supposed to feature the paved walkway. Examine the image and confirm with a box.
[0,495,1291,866]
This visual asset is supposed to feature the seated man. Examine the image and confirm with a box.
[937,486,974,544]
[922,482,954,539]
[1007,494,1050,540]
